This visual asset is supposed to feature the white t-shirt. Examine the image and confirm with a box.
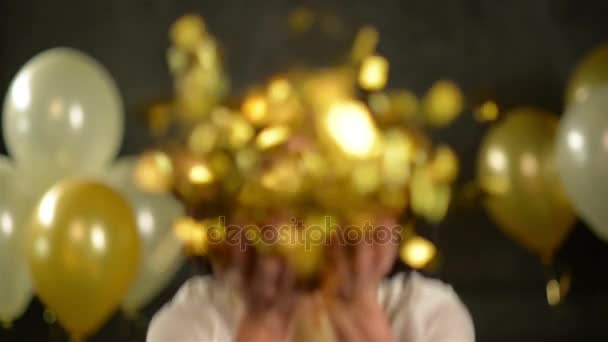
[147,272,475,342]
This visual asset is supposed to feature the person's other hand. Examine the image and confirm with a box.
[323,220,399,342]
[228,229,298,342]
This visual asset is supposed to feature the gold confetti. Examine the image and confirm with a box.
[379,187,409,212]
[236,147,259,174]
[134,151,174,193]
[167,47,190,75]
[227,116,255,149]
[195,38,220,69]
[261,159,303,196]
[324,100,379,158]
[147,101,173,137]
[189,123,218,155]
[256,125,291,150]
[411,167,452,222]
[170,15,207,51]
[383,129,414,186]
[423,80,464,126]
[359,55,389,91]
[176,68,222,120]
[400,236,437,269]
[352,162,381,194]
[368,92,391,116]
[189,162,215,185]
[390,90,419,120]
[301,150,327,180]
[351,26,379,63]
[430,145,459,183]
[174,217,209,255]
[242,92,268,124]
[475,100,499,122]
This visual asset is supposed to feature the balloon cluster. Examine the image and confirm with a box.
[557,45,608,243]
[143,14,464,282]
[1,48,185,340]
[477,44,608,305]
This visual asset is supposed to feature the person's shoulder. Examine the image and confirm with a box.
[382,272,475,342]
[407,272,461,305]
[172,275,216,304]
[146,276,233,342]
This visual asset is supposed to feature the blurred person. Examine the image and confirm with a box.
[147,218,474,342]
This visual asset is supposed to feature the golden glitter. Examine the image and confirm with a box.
[359,55,389,91]
[188,162,215,185]
[400,236,437,269]
[390,90,419,120]
[189,123,218,155]
[134,151,174,193]
[174,217,209,255]
[430,145,459,183]
[268,77,292,102]
[325,100,378,158]
[383,129,414,186]
[170,15,206,51]
[147,101,173,137]
[242,92,268,124]
[351,26,379,62]
[423,80,464,126]
[256,125,291,150]
[475,100,499,122]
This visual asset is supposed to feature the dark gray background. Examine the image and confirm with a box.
[1,0,608,341]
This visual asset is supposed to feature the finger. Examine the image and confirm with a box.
[276,258,297,315]
[252,256,282,301]
[329,233,354,300]
[373,223,399,278]
[229,227,250,270]
[328,304,363,342]
[354,236,374,288]
[241,234,257,283]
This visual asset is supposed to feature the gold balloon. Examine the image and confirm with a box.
[477,108,576,262]
[26,180,140,341]
[566,44,608,105]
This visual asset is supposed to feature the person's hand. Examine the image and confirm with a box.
[323,221,399,342]
[223,230,298,342]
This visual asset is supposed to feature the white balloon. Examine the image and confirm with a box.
[105,157,184,315]
[2,47,124,195]
[556,85,608,241]
[0,157,33,325]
